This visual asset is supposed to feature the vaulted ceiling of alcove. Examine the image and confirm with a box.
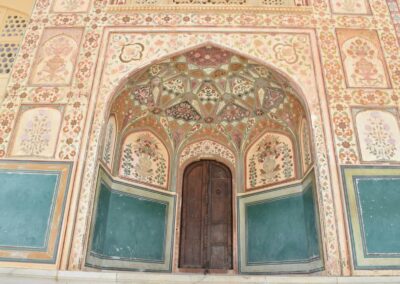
[111,45,306,151]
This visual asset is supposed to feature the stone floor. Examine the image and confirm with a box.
[0,268,400,284]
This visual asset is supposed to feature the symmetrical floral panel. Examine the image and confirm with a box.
[29,28,83,86]
[102,116,117,170]
[9,105,64,158]
[353,109,400,162]
[118,131,169,189]
[336,29,391,89]
[245,132,296,190]
[330,0,371,14]
[51,0,91,12]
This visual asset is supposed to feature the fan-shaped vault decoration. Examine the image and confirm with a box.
[107,44,312,191]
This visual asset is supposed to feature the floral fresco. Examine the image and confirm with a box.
[29,29,83,86]
[330,0,370,14]
[102,116,117,170]
[246,132,296,190]
[119,131,169,189]
[0,0,399,272]
[300,118,313,173]
[337,29,390,88]
[10,106,63,158]
[51,0,91,12]
[354,109,400,162]
[180,139,236,167]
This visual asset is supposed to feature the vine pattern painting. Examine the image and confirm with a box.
[119,131,169,189]
[246,133,295,190]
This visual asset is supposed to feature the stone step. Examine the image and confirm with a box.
[0,268,400,284]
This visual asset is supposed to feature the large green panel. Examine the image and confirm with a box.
[91,182,111,254]
[0,171,58,249]
[246,193,309,263]
[302,185,320,258]
[91,182,167,262]
[356,177,400,254]
[239,173,322,273]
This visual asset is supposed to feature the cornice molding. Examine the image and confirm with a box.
[106,4,313,14]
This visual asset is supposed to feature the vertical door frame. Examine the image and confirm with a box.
[173,157,237,274]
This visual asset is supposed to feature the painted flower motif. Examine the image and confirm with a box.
[220,104,250,122]
[343,36,386,87]
[364,112,397,160]
[165,102,201,121]
[231,77,254,97]
[120,133,168,187]
[346,38,375,58]
[119,43,144,63]
[180,140,235,166]
[248,134,294,188]
[197,84,221,102]
[163,77,185,95]
[132,86,153,105]
[273,43,299,64]
[133,134,160,159]
[103,122,114,165]
[263,89,285,110]
[20,111,51,156]
[58,0,87,11]
[186,46,231,67]
[32,34,78,85]
[335,0,363,12]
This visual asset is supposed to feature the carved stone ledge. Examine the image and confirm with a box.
[106,4,313,14]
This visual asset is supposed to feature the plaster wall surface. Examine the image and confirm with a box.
[0,0,399,278]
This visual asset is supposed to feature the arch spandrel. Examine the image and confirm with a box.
[101,37,316,112]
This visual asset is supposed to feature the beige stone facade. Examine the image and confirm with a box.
[0,0,399,280]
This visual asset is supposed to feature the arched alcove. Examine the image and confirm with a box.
[85,44,322,274]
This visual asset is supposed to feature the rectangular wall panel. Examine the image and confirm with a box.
[342,166,400,270]
[238,172,323,274]
[0,160,72,265]
[86,166,175,272]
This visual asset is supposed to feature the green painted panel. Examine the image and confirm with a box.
[302,185,320,259]
[247,194,308,263]
[0,171,58,249]
[356,177,400,254]
[91,182,167,262]
[246,185,320,264]
[91,182,111,254]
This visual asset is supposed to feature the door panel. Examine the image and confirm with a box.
[180,160,232,271]
[210,246,226,269]
[179,163,205,268]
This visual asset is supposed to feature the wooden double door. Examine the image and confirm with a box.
[179,160,233,272]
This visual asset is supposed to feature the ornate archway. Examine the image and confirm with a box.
[82,44,327,274]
